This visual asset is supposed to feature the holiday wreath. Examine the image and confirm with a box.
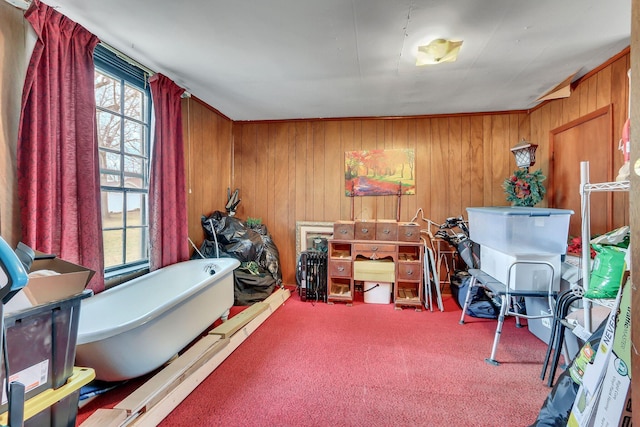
[503,168,546,207]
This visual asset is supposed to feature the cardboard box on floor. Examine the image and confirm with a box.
[5,251,95,312]
[568,279,631,427]
[590,278,632,427]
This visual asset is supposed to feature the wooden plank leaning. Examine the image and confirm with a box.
[80,287,291,427]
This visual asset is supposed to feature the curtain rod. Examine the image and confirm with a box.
[99,41,156,77]
[96,43,192,98]
[5,0,192,98]
[2,0,155,77]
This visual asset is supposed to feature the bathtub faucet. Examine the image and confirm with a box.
[204,263,217,275]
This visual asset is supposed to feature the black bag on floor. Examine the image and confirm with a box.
[529,321,606,427]
[233,264,277,306]
[450,272,499,319]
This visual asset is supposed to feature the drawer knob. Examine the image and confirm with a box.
[337,266,345,272]
[361,228,369,233]
[340,229,348,234]
[382,229,390,234]
[371,246,378,251]
[405,231,413,237]
[406,269,414,276]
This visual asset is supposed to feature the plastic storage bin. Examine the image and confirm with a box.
[0,291,90,412]
[23,388,80,427]
[480,245,561,291]
[466,206,573,254]
[0,367,95,427]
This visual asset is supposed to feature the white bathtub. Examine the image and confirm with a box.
[75,258,239,382]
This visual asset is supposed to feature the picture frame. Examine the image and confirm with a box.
[345,148,415,196]
[295,221,334,260]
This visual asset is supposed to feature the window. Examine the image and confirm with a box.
[94,45,151,275]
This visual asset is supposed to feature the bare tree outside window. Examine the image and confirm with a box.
[95,68,150,270]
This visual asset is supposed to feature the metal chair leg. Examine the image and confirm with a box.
[459,276,477,325]
[547,294,581,387]
[541,290,571,381]
[485,294,509,366]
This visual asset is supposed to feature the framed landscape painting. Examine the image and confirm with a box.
[345,149,415,196]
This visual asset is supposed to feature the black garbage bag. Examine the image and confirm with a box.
[201,212,264,262]
[450,271,499,319]
[251,224,282,285]
[193,239,220,259]
[199,211,283,285]
[450,271,469,309]
[234,262,277,305]
[529,321,606,427]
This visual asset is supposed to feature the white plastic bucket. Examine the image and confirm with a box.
[363,281,391,304]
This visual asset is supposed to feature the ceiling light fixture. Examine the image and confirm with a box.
[416,38,463,66]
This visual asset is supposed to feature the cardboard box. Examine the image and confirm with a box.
[589,279,631,426]
[568,283,625,427]
[14,252,94,308]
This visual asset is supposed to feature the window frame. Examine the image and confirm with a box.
[94,44,152,277]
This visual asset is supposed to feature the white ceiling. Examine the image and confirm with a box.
[43,0,631,121]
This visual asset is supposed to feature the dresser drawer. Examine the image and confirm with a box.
[375,220,398,241]
[333,221,355,240]
[353,243,396,260]
[328,260,352,277]
[353,259,395,282]
[397,262,421,281]
[398,222,421,242]
[354,220,376,240]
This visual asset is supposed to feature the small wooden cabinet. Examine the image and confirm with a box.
[327,239,423,309]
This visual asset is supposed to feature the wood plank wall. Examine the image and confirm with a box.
[181,97,233,250]
[231,113,529,285]
[183,49,630,287]
[529,49,630,229]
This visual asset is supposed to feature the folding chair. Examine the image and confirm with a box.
[420,233,443,312]
[540,288,582,386]
[459,259,557,366]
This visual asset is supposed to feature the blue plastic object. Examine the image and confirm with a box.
[0,237,29,303]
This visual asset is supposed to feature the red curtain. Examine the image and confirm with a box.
[17,0,104,293]
[148,74,189,270]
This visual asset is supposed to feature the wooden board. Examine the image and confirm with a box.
[130,297,281,426]
[80,408,128,427]
[80,287,291,427]
[114,334,228,415]
[209,287,291,338]
[209,302,269,339]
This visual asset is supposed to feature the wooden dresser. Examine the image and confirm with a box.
[327,220,423,309]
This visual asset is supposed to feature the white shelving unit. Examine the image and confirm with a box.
[579,161,630,331]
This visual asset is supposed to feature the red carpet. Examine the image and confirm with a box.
[146,293,556,427]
